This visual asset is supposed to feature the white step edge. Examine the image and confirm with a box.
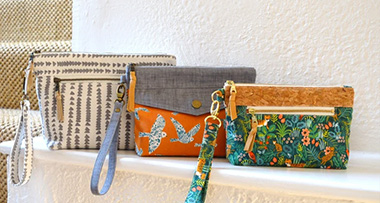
[1,137,379,202]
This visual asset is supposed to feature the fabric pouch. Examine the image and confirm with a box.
[34,52,176,150]
[127,66,257,156]
[186,81,355,202]
[223,82,355,168]
[90,65,256,195]
[9,52,176,187]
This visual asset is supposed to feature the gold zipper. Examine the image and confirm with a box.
[247,106,335,116]
[54,77,120,122]
[233,83,345,88]
[244,106,335,152]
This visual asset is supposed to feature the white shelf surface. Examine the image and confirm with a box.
[0,137,379,202]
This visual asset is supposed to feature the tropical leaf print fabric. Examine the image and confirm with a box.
[186,122,219,203]
[225,106,353,169]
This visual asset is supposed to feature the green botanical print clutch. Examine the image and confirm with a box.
[225,106,353,169]
[223,81,355,169]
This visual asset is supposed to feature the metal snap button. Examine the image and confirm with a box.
[192,100,202,109]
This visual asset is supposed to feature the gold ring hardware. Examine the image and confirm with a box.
[115,84,126,105]
[210,100,220,117]
[205,90,222,127]
[204,115,222,128]
[211,90,222,101]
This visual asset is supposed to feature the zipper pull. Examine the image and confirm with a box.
[226,80,237,120]
[127,63,137,112]
[54,78,64,122]
[244,108,258,152]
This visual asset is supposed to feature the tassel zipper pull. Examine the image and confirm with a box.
[127,64,137,112]
[244,108,258,152]
[225,80,237,120]
[54,78,64,122]
[56,91,64,122]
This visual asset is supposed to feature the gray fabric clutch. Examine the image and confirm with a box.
[127,66,256,157]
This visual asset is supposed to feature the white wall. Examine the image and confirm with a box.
[73,0,380,152]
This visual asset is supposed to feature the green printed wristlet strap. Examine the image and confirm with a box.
[185,122,220,203]
[185,89,224,203]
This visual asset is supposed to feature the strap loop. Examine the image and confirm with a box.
[185,122,220,203]
[90,101,123,195]
[10,100,33,186]
[91,78,127,195]
[186,89,224,202]
[10,52,37,186]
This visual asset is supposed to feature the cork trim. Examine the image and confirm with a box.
[225,85,354,107]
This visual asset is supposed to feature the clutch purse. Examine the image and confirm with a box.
[91,65,256,195]
[127,66,256,156]
[34,52,176,150]
[186,81,354,202]
[10,52,176,186]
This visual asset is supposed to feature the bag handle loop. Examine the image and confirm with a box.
[90,80,126,195]
[10,52,38,186]
[91,63,135,195]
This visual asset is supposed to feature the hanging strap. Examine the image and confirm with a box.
[90,79,126,195]
[90,101,122,195]
[10,100,33,186]
[10,52,37,186]
[185,90,223,203]
[185,122,220,203]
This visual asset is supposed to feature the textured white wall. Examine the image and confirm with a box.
[73,0,380,152]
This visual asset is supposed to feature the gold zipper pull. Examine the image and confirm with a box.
[244,108,257,152]
[54,78,64,122]
[127,64,136,112]
[225,80,237,120]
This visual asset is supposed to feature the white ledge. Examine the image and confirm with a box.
[1,137,379,202]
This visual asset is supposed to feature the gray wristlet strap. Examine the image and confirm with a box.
[91,78,126,195]
[90,101,122,195]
